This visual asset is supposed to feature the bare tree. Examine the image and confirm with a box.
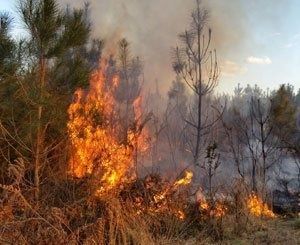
[172,0,219,166]
[223,86,281,198]
[250,97,280,196]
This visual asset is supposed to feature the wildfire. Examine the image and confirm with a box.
[247,193,276,218]
[67,60,141,195]
[152,170,193,219]
[128,95,150,154]
[67,56,191,221]
[67,54,193,219]
[197,189,227,218]
[127,171,193,220]
[174,170,193,187]
[199,201,209,210]
[213,202,228,218]
[199,199,227,218]
[154,170,193,202]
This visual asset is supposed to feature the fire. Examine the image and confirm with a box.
[177,210,186,220]
[154,170,193,202]
[152,170,193,219]
[174,170,193,187]
[213,202,227,218]
[127,171,193,220]
[67,55,190,218]
[247,193,276,218]
[199,201,209,210]
[129,95,151,154]
[67,60,139,195]
[199,199,227,218]
[197,189,227,218]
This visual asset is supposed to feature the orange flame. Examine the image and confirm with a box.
[174,170,193,187]
[154,170,193,202]
[197,189,227,218]
[199,199,227,218]
[247,193,276,218]
[67,58,190,218]
[128,95,151,154]
[151,170,193,219]
[67,61,136,195]
[132,171,193,220]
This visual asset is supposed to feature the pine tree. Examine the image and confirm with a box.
[271,84,297,136]
[17,0,91,202]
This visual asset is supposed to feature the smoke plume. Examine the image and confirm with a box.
[58,0,250,93]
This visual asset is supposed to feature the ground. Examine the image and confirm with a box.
[166,217,300,245]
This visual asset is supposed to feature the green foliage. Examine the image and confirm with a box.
[20,0,89,57]
[270,84,297,141]
[0,0,102,186]
[0,12,18,78]
[270,84,300,159]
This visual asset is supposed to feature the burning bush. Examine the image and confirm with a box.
[120,171,193,220]
[67,60,143,196]
[247,193,276,218]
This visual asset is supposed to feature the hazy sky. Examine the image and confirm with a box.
[1,0,300,94]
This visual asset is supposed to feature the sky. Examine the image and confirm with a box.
[1,0,300,94]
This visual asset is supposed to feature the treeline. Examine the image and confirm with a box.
[144,0,300,200]
[152,80,300,196]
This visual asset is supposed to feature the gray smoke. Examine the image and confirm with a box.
[57,0,280,93]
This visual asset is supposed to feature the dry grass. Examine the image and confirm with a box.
[0,194,299,244]
[0,173,299,244]
[0,186,191,244]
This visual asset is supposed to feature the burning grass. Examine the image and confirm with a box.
[120,171,193,220]
[247,193,276,218]
[0,172,296,244]
[198,195,228,219]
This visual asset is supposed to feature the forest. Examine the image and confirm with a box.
[0,0,299,244]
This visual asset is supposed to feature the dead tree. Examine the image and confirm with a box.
[172,0,219,166]
[226,87,281,198]
[249,97,280,197]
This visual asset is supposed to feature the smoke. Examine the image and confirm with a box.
[58,0,250,93]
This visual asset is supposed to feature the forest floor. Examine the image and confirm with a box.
[170,217,300,245]
[224,218,300,245]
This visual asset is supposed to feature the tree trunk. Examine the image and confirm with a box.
[194,8,202,166]
[260,120,267,199]
[252,159,257,192]
[34,56,46,203]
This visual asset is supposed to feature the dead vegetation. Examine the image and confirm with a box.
[1,166,297,244]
